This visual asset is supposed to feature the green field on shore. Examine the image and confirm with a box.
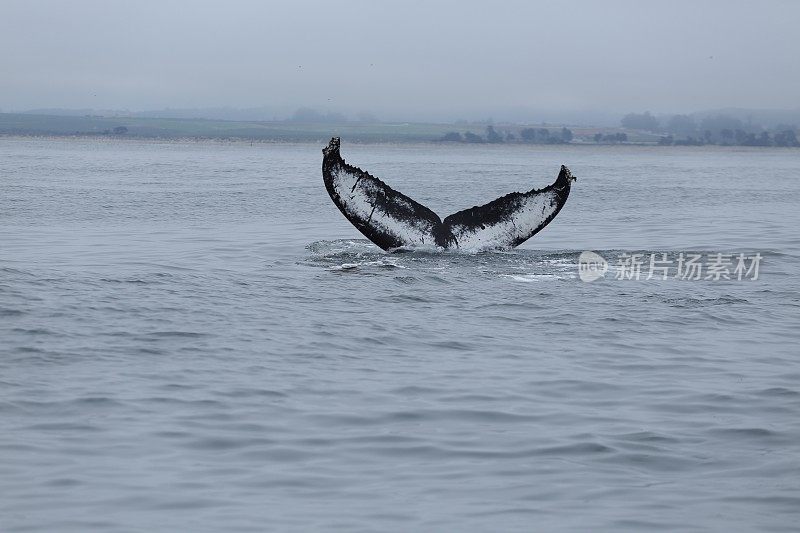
[0,112,662,144]
[0,113,493,142]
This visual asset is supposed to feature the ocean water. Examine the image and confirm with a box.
[1,137,799,532]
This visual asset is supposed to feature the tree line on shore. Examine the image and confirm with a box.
[621,111,799,147]
[440,125,574,144]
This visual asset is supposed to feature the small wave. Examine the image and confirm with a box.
[500,273,564,283]
[46,478,82,487]
[383,294,432,304]
[535,442,615,456]
[326,258,406,272]
[709,427,783,440]
[757,387,800,397]
[146,330,209,338]
[26,422,104,432]
[664,296,749,308]
[11,327,52,335]
[73,396,125,407]
[0,266,34,276]
[213,388,288,399]
[425,339,473,350]
[600,450,699,472]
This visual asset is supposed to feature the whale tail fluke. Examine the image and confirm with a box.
[322,138,574,251]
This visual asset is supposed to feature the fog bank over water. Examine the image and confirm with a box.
[1,1,798,122]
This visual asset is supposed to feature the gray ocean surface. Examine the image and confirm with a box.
[1,137,799,532]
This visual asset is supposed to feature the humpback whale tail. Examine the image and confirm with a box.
[322,137,575,251]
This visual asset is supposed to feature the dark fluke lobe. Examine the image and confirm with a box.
[322,137,575,251]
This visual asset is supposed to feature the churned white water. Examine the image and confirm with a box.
[1,138,799,531]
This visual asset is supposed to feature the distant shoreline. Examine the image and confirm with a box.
[0,112,797,148]
[4,132,798,150]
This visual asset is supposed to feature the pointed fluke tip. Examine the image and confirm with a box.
[559,164,577,183]
[323,137,341,157]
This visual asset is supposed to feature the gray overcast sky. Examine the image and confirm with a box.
[1,0,798,121]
